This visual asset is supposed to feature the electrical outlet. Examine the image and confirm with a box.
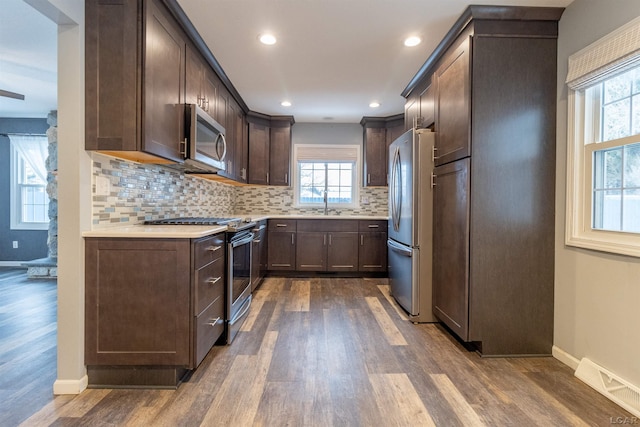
[361,196,370,205]
[96,176,110,196]
[12,241,18,249]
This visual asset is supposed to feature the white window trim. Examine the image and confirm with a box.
[293,144,361,209]
[9,139,49,231]
[565,15,640,257]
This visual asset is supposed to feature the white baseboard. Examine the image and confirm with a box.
[53,376,88,395]
[552,345,580,370]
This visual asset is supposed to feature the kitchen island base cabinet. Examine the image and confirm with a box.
[85,234,225,388]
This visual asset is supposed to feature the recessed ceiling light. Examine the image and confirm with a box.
[259,34,277,45]
[281,101,292,107]
[404,36,421,47]
[369,102,381,108]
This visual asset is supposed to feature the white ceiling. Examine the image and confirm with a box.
[0,0,572,122]
[0,0,57,119]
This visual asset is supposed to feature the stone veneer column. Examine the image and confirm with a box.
[46,111,58,274]
[25,111,59,278]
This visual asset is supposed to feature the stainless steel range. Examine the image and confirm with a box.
[144,217,256,343]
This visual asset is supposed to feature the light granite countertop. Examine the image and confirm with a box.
[246,214,388,221]
[82,214,389,238]
[82,224,228,239]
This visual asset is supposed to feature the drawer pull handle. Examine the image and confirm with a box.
[205,317,222,327]
[368,224,379,228]
[207,277,221,285]
[276,224,288,227]
[206,245,222,252]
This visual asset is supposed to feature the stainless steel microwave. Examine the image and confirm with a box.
[184,104,227,173]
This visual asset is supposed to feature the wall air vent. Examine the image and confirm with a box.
[575,357,640,417]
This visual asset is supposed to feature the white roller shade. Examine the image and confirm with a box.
[566,15,640,90]
[295,144,359,162]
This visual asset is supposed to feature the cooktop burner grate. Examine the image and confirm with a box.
[144,217,241,225]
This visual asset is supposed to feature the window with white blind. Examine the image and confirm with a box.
[293,144,360,208]
[566,15,640,257]
[9,135,50,230]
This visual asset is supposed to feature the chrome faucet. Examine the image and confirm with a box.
[323,190,328,215]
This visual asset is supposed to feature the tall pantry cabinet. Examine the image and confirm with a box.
[403,6,563,356]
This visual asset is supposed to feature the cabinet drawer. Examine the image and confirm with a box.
[194,256,224,315]
[358,220,387,232]
[268,219,297,231]
[194,295,224,367]
[298,219,358,232]
[194,234,225,269]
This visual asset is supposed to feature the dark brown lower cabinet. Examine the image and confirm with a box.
[432,159,470,342]
[358,232,387,272]
[267,219,297,270]
[271,219,385,274]
[326,233,359,272]
[296,232,326,271]
[85,233,225,388]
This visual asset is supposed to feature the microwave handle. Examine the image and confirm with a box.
[216,133,227,161]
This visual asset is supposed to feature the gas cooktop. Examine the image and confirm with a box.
[144,217,241,225]
[144,217,255,232]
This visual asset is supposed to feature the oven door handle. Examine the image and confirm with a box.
[230,234,254,248]
[229,295,252,325]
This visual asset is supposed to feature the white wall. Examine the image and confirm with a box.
[30,0,89,394]
[555,0,640,388]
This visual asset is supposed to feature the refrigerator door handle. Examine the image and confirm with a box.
[390,147,402,232]
[387,239,412,257]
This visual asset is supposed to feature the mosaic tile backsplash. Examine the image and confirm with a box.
[233,185,388,217]
[91,153,389,228]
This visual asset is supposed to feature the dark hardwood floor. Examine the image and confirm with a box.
[0,268,58,427]
[2,272,632,426]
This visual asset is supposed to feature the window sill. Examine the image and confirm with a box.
[566,232,640,258]
[11,223,49,231]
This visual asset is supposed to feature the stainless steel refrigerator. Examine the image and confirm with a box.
[387,128,436,322]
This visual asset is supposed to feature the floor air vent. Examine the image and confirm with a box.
[575,358,640,417]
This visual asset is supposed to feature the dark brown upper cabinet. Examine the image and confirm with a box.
[86,0,186,164]
[247,113,294,186]
[404,75,434,131]
[361,114,404,187]
[86,0,254,184]
[186,44,218,117]
[434,33,471,167]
